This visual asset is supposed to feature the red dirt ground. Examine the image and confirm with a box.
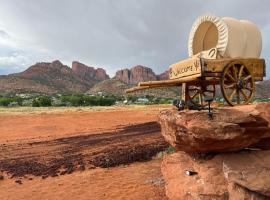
[0,106,171,200]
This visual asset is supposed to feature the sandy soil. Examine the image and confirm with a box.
[0,105,170,200]
[0,159,166,200]
[0,105,169,143]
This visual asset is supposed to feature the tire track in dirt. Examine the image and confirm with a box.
[0,121,168,178]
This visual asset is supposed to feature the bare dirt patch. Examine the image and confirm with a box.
[0,106,170,200]
[0,121,168,178]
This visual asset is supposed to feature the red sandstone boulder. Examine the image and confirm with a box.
[223,150,270,197]
[162,151,270,200]
[159,104,270,153]
[161,152,228,200]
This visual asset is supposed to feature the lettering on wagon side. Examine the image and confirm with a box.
[169,59,201,79]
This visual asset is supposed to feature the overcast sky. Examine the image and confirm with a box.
[0,0,269,78]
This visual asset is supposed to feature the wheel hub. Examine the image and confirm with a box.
[237,79,246,89]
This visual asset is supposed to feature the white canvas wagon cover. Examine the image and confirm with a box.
[188,14,262,59]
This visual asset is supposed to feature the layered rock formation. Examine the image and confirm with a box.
[162,150,270,199]
[72,61,109,81]
[115,65,168,84]
[9,60,91,93]
[156,70,169,80]
[0,60,110,94]
[87,78,179,97]
[159,105,270,153]
[159,103,270,200]
[115,65,156,84]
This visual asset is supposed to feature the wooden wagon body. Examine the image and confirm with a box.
[126,56,266,106]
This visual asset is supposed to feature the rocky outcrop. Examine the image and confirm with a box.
[162,150,270,200]
[160,103,270,200]
[0,60,95,94]
[223,150,270,197]
[115,69,131,84]
[115,65,169,84]
[115,65,157,84]
[95,68,109,80]
[159,104,270,153]
[72,61,109,81]
[162,152,228,200]
[157,70,169,80]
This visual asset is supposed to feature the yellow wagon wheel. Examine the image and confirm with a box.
[187,83,216,106]
[221,61,255,106]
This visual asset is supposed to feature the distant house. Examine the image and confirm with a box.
[137,97,149,103]
[97,91,105,96]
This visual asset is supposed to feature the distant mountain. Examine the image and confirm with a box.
[88,78,179,97]
[0,60,109,94]
[88,79,130,95]
[72,61,109,82]
[115,65,169,84]
[255,81,270,98]
[0,60,269,98]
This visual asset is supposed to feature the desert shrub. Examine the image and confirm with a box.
[156,146,176,159]
[32,96,52,107]
[127,95,138,102]
[0,98,11,106]
[98,97,115,106]
[60,94,116,106]
[0,97,23,106]
[32,99,40,107]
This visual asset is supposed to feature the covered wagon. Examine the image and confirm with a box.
[126,14,266,106]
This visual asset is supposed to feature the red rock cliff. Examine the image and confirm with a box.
[72,61,109,81]
[115,65,163,84]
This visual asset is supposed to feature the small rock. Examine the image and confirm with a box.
[15,180,22,185]
[185,170,198,176]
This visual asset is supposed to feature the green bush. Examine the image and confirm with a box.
[60,95,116,106]
[0,98,10,106]
[127,95,137,103]
[0,96,23,106]
[32,96,52,107]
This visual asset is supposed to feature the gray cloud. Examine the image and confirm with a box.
[0,0,269,77]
